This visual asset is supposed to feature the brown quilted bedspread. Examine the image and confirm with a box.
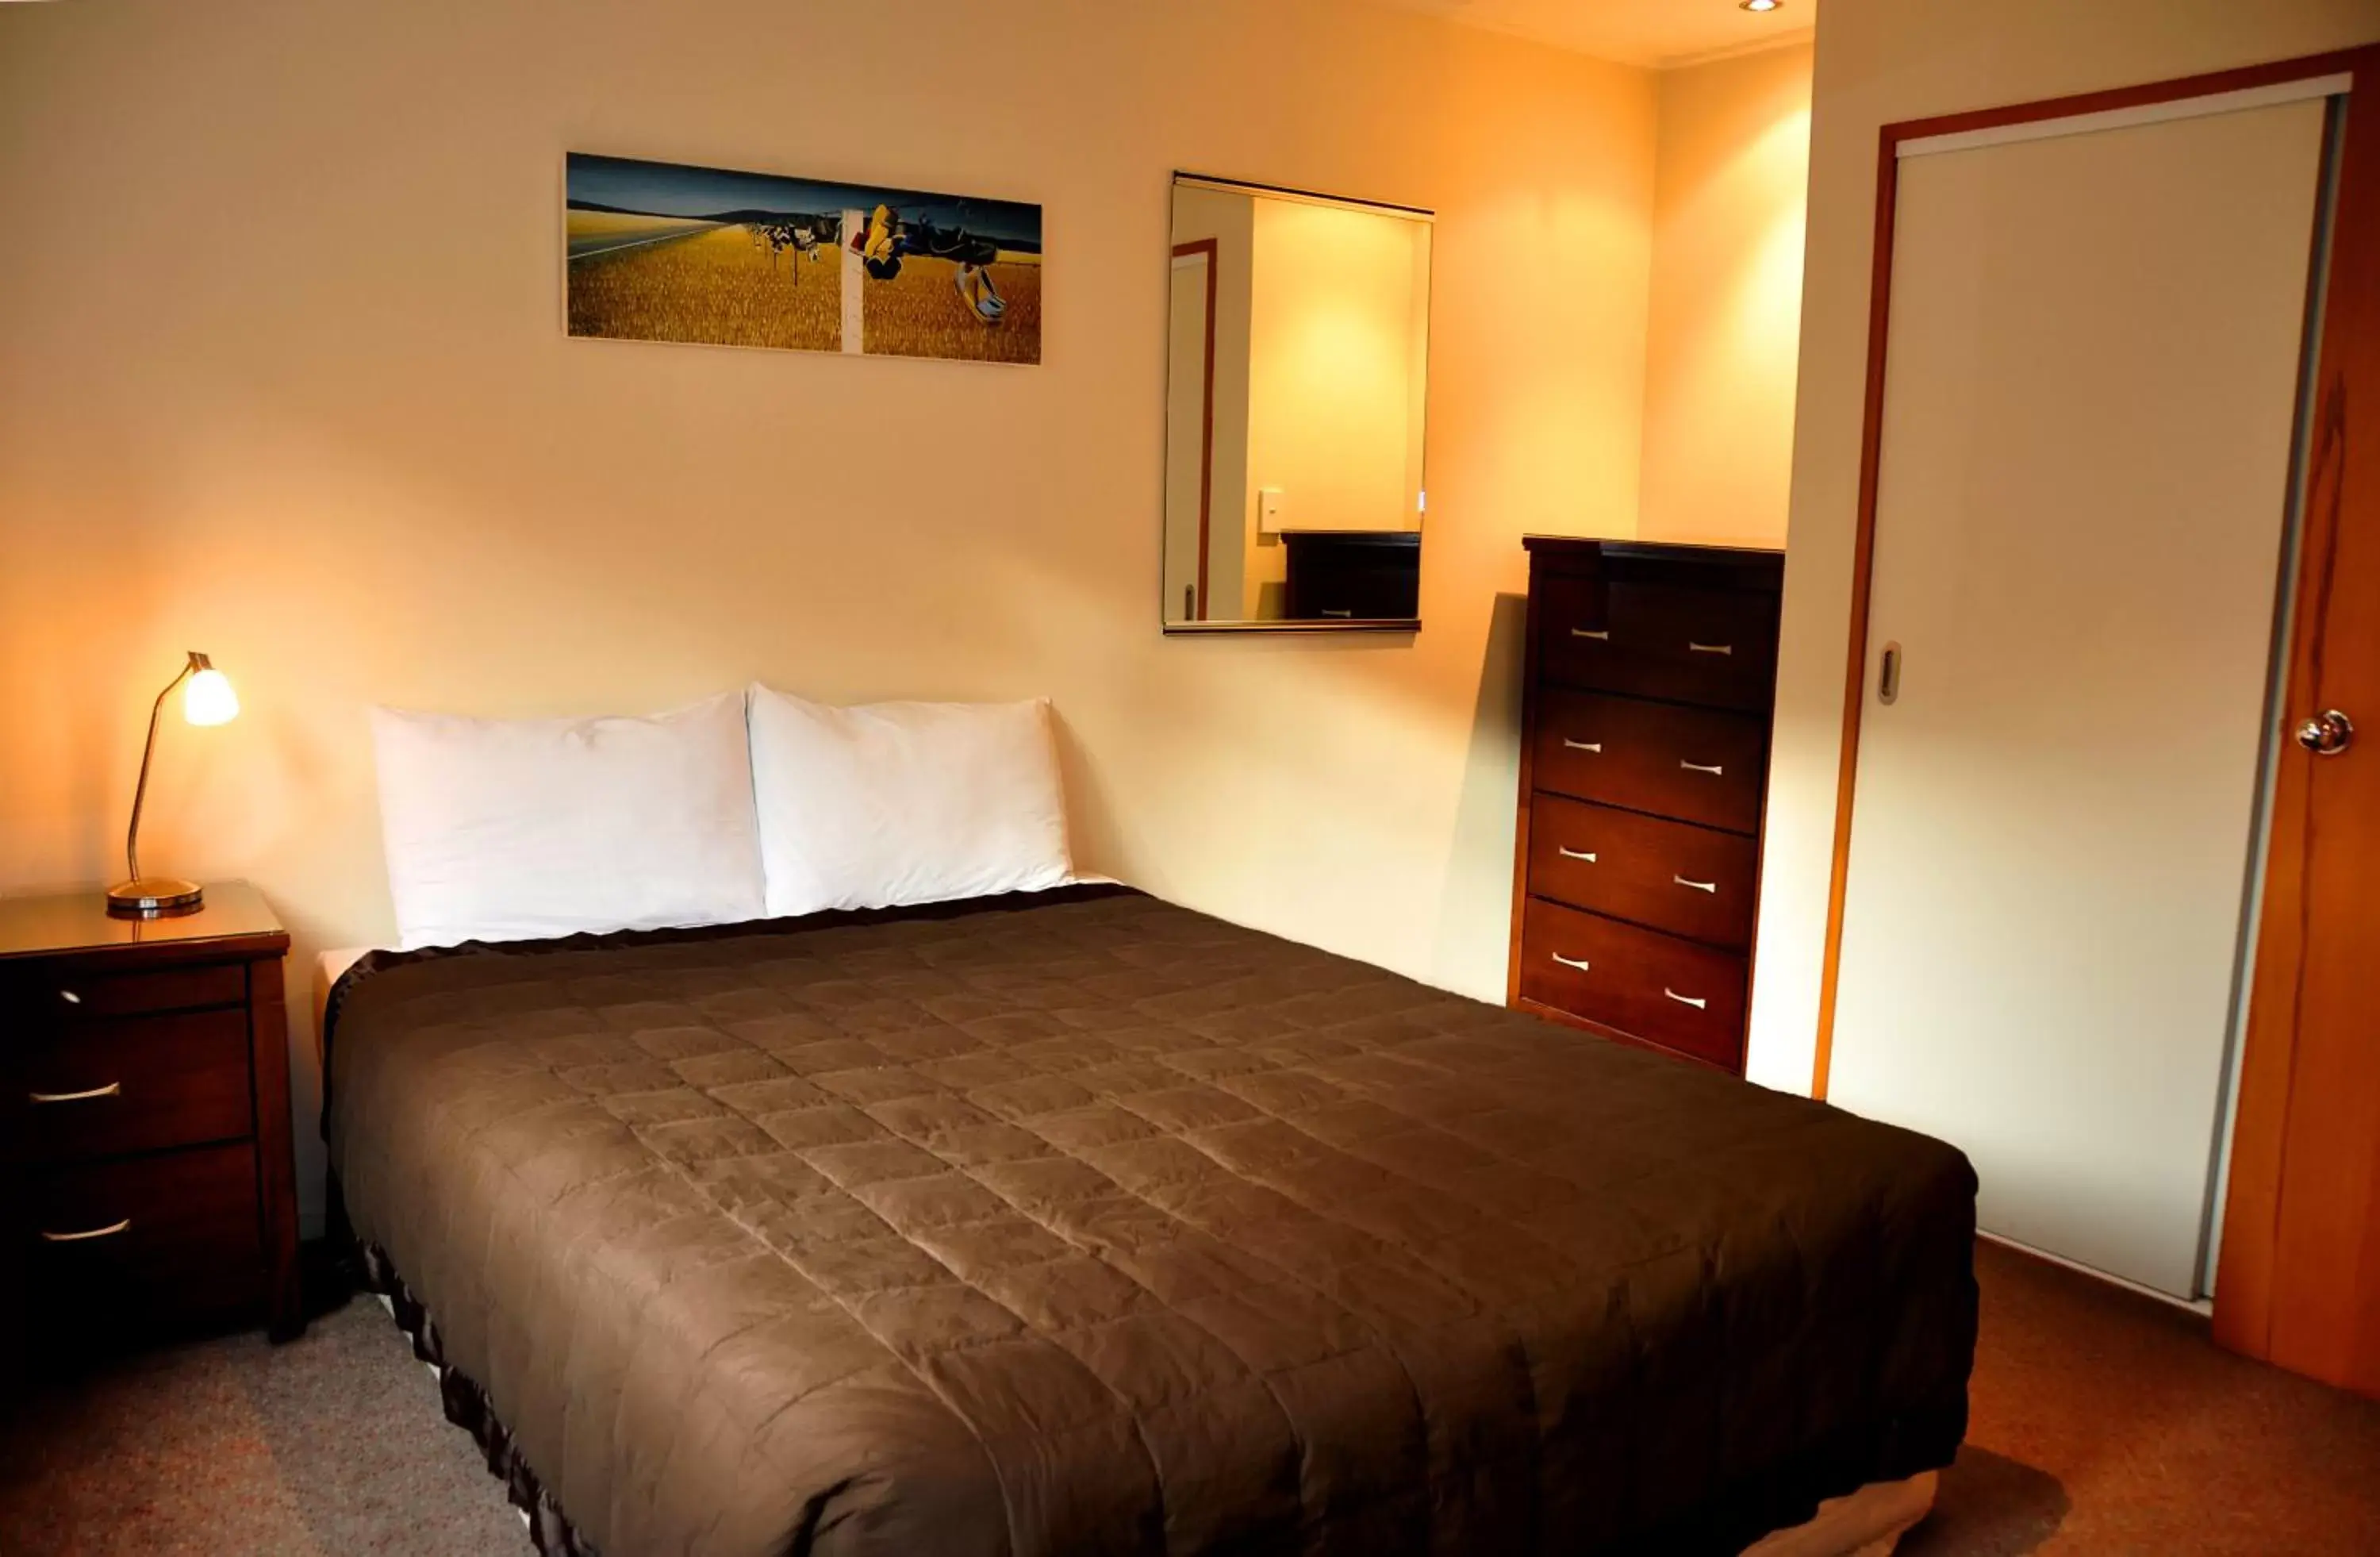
[325,886,1975,1557]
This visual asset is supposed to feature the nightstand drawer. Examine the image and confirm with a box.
[27,1142,266,1325]
[17,1008,255,1163]
[22,962,248,1025]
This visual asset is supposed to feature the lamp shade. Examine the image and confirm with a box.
[183,666,240,726]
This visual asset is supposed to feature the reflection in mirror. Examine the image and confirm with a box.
[1162,175,1432,632]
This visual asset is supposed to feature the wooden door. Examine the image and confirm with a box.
[2213,49,2380,1401]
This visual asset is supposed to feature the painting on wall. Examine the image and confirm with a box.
[565,152,1042,363]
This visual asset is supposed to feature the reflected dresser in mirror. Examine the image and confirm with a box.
[1509,538,1785,1074]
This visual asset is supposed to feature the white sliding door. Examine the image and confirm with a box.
[1829,96,2330,1298]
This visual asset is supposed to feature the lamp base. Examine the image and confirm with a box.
[106,877,205,918]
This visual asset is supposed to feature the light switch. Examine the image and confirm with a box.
[1257,487,1285,535]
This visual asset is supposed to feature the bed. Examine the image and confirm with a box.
[321,883,1975,1557]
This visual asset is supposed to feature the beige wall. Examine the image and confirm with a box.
[1745,0,2380,1093]
[1637,42,1813,546]
[0,0,1656,1224]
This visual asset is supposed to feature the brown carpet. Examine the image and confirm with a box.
[1909,1241,2380,1555]
[0,1291,527,1555]
[1,1240,2375,1554]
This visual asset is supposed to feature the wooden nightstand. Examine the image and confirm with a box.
[0,882,301,1367]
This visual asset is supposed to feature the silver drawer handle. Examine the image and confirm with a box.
[1673,876,1718,894]
[1551,952,1591,973]
[1688,642,1733,655]
[42,1218,132,1244]
[1663,988,1707,1010]
[1680,760,1725,775]
[29,1082,122,1105]
[1320,608,1353,618]
[1557,847,1598,863]
[58,990,82,1005]
[1570,628,1610,640]
[1563,739,1603,753]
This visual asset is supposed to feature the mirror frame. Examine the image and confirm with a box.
[1160,172,1435,636]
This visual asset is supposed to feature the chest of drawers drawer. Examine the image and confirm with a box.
[1533,687,1768,835]
[1538,576,1779,712]
[15,1007,255,1163]
[1518,898,1749,1071]
[1526,794,1759,950]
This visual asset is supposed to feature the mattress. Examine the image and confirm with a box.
[324,885,1976,1556]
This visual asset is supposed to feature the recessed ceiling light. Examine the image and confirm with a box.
[1741,0,1783,12]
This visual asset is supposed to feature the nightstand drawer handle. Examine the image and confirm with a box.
[41,1218,131,1244]
[1663,987,1708,1010]
[29,1082,121,1105]
[1563,738,1603,753]
[57,990,82,1005]
[1551,952,1591,973]
[1680,760,1725,776]
[1673,875,1718,894]
[1557,846,1598,863]
[1570,627,1610,640]
[1687,641,1733,655]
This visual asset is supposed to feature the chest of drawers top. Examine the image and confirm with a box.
[1511,538,1784,1075]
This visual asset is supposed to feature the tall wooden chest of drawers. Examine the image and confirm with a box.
[1509,537,1785,1072]
[0,882,301,1376]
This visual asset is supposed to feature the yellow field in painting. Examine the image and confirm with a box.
[568,225,840,352]
[863,256,1042,363]
[566,210,699,240]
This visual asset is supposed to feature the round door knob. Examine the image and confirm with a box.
[2295,709,2354,756]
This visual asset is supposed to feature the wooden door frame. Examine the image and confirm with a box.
[1170,239,1219,621]
[1810,46,2377,1107]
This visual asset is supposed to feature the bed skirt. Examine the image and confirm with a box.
[358,1242,599,1557]
[356,1236,1938,1557]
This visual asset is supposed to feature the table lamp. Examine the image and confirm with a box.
[108,651,240,917]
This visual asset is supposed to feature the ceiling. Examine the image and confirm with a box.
[1365,0,1818,70]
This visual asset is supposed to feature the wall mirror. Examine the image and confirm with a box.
[1162,174,1433,633]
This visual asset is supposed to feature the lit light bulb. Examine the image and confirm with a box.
[1741,0,1783,11]
[183,667,240,726]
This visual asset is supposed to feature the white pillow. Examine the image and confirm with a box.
[747,686,1073,917]
[369,691,766,950]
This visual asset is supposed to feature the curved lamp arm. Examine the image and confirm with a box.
[125,652,205,887]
